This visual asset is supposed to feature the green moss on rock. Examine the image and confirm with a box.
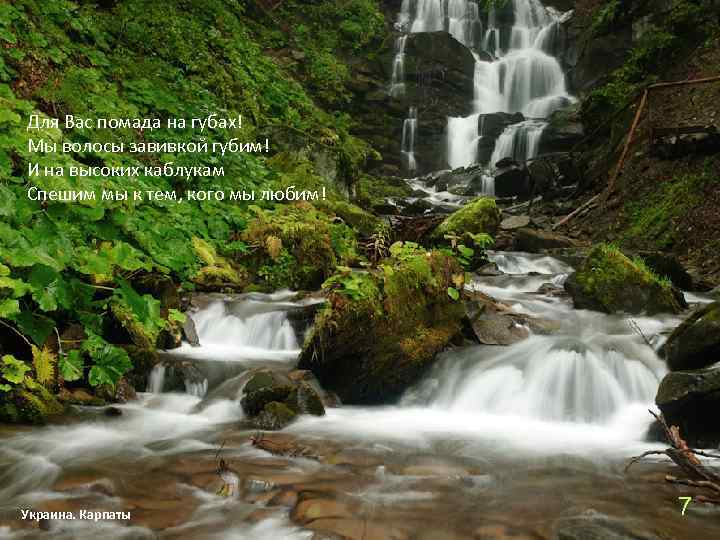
[0,380,64,424]
[433,197,502,240]
[298,245,465,404]
[241,202,360,291]
[564,244,686,315]
[254,401,298,431]
[316,199,383,237]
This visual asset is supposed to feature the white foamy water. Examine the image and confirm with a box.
[169,292,319,364]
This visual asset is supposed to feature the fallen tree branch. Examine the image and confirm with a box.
[627,411,720,504]
[552,194,599,230]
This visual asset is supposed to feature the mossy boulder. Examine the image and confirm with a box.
[433,197,501,241]
[298,244,465,404]
[240,369,325,430]
[241,202,360,291]
[255,401,298,431]
[316,199,383,237]
[0,380,64,424]
[564,244,686,315]
[191,237,248,291]
[663,302,720,371]
[656,368,720,447]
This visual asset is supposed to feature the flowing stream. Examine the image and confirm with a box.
[2,255,719,538]
[2,0,719,537]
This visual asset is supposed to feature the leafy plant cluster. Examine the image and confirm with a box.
[0,0,386,420]
[267,0,386,105]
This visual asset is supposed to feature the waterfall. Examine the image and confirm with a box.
[401,107,418,172]
[446,0,572,168]
[432,336,662,423]
[390,35,407,97]
[489,119,545,164]
[192,300,299,353]
[400,0,481,47]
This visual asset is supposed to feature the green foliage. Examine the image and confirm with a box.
[389,241,426,262]
[323,266,380,302]
[242,203,360,290]
[591,0,623,35]
[622,171,718,249]
[59,350,84,382]
[276,0,385,104]
[82,333,132,388]
[0,0,384,416]
[0,354,30,392]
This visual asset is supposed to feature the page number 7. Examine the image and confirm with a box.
[679,496,692,515]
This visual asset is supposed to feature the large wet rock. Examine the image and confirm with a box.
[631,251,694,291]
[433,197,502,240]
[433,164,486,194]
[538,105,584,155]
[564,244,687,315]
[656,368,720,447]
[493,159,532,199]
[239,369,326,430]
[299,247,465,404]
[514,228,579,252]
[380,31,479,174]
[663,302,720,371]
[560,13,634,93]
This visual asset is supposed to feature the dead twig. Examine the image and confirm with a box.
[627,411,720,504]
[628,319,653,348]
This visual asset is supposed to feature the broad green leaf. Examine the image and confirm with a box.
[12,311,55,345]
[59,350,84,382]
[0,298,19,318]
[83,333,132,387]
[447,287,460,301]
[1,354,30,384]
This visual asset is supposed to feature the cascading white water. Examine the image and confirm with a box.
[394,0,484,170]
[400,0,481,46]
[489,119,546,163]
[167,291,322,365]
[445,0,573,168]
[390,35,407,97]
[194,301,298,353]
[432,336,662,423]
[401,107,418,171]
